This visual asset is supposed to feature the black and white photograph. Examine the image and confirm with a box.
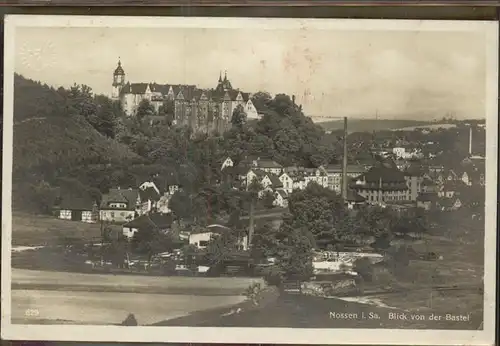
[1,15,498,345]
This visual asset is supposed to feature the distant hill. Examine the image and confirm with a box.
[317,119,433,133]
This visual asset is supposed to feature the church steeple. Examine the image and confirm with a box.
[218,71,222,83]
[224,70,227,82]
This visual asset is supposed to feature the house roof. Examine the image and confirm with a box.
[421,178,435,187]
[275,189,288,199]
[416,192,438,202]
[139,187,161,202]
[358,166,406,183]
[60,195,96,211]
[267,174,283,187]
[346,190,365,202]
[256,159,283,169]
[248,168,268,178]
[123,213,173,229]
[190,224,233,235]
[153,174,180,193]
[324,164,366,173]
[101,188,139,210]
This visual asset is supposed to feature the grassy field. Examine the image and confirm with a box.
[11,212,121,247]
[358,213,484,318]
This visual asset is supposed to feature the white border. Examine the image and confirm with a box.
[2,15,498,345]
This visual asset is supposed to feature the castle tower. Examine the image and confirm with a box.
[112,59,125,100]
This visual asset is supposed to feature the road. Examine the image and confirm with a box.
[10,269,263,325]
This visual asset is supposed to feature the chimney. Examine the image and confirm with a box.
[469,127,472,155]
[292,95,296,105]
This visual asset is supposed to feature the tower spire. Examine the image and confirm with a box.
[219,71,222,82]
[224,70,227,81]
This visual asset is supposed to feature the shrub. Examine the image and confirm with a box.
[262,265,284,287]
[353,257,374,282]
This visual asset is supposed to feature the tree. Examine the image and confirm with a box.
[287,182,346,248]
[66,84,97,120]
[246,179,263,248]
[158,99,175,126]
[273,219,314,281]
[205,229,240,268]
[169,190,193,222]
[131,227,175,266]
[251,91,272,112]
[261,190,275,209]
[251,222,278,261]
[231,104,247,129]
[31,180,59,214]
[136,99,156,120]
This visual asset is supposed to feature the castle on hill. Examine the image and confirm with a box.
[111,60,259,134]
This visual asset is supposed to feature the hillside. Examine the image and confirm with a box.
[11,74,142,212]
[318,119,433,133]
[13,115,140,174]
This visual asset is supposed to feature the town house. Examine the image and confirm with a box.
[100,188,141,224]
[58,195,98,223]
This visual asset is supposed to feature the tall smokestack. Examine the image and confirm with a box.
[341,117,348,200]
[469,127,473,155]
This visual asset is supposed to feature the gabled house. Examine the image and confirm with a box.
[122,213,173,239]
[460,171,471,186]
[138,187,161,215]
[261,174,283,190]
[446,169,458,181]
[58,195,98,223]
[100,188,140,224]
[188,224,248,251]
[279,172,294,194]
[245,168,267,188]
[273,189,289,208]
[221,156,234,171]
[292,174,307,191]
[139,181,160,194]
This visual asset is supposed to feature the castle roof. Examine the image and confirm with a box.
[114,60,125,76]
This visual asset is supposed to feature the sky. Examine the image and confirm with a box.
[14,26,487,121]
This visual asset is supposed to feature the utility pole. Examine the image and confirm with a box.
[341,117,348,200]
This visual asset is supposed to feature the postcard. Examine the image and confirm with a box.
[1,15,497,345]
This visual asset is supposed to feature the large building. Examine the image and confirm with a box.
[111,60,259,134]
[350,164,411,204]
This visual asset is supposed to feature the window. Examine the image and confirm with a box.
[199,240,209,247]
